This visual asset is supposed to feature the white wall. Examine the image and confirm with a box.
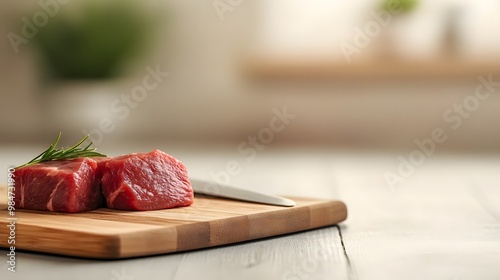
[0,0,499,152]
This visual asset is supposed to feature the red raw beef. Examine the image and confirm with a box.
[100,150,193,210]
[93,156,112,184]
[14,158,103,213]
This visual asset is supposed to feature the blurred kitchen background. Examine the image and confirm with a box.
[1,0,499,154]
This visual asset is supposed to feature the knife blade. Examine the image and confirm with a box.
[190,179,295,207]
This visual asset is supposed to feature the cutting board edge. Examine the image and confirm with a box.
[114,199,348,259]
[0,198,348,259]
[0,224,123,258]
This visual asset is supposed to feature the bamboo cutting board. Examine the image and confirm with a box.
[0,194,347,259]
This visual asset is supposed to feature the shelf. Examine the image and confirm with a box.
[243,58,500,81]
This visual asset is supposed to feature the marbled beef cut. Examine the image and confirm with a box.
[100,150,194,210]
[14,158,103,213]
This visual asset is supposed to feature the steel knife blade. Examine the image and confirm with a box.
[190,179,295,207]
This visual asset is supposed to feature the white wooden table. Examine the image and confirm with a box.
[1,144,499,280]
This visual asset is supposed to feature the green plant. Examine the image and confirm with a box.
[16,132,106,169]
[380,0,419,14]
[34,0,152,80]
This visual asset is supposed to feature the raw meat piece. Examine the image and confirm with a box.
[100,150,193,210]
[14,158,103,213]
[93,156,112,184]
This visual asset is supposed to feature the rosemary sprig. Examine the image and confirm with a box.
[16,132,107,169]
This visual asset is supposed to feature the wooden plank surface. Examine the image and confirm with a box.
[1,146,500,280]
[329,153,500,280]
[0,193,347,259]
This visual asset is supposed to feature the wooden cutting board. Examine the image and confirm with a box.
[0,193,347,259]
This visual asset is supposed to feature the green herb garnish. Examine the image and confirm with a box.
[16,132,107,169]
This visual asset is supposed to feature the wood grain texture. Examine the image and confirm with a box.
[0,185,6,209]
[0,195,347,259]
[329,154,500,280]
